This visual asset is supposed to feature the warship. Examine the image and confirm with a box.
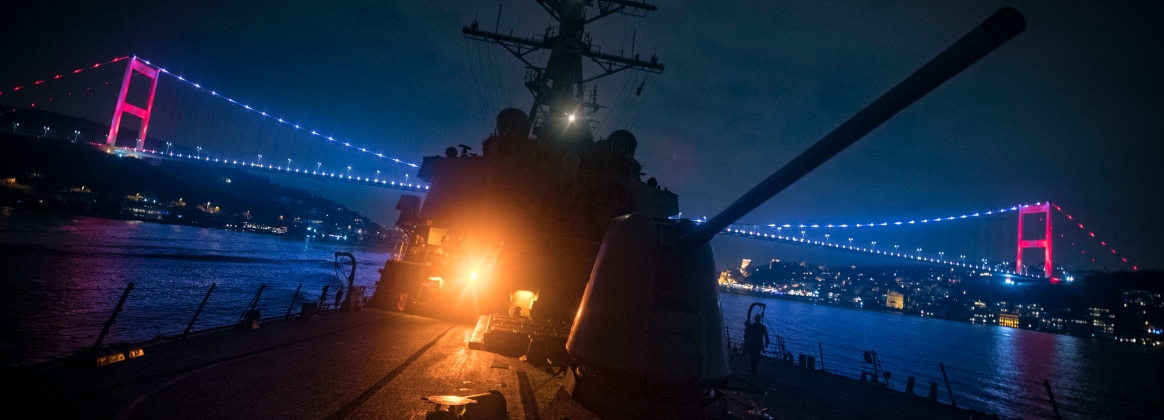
[4,2,1026,419]
[369,0,675,324]
[367,1,1025,417]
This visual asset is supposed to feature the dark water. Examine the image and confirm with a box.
[1,207,1160,419]
[720,292,1163,419]
[0,207,390,368]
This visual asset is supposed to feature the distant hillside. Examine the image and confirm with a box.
[0,131,394,242]
[1,106,197,155]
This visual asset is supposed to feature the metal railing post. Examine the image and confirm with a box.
[940,363,956,408]
[1044,380,1062,420]
[285,283,302,318]
[318,285,330,309]
[183,283,216,338]
[818,341,825,372]
[237,283,266,324]
[95,282,134,347]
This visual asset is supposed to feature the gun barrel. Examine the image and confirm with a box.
[681,7,1025,249]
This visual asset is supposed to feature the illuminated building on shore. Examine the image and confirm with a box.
[999,313,1019,328]
[886,291,904,310]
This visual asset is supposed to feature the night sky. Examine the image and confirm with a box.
[3,1,1161,270]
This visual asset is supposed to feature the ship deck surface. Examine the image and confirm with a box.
[4,310,990,419]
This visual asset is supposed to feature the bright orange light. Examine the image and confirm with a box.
[453,255,497,317]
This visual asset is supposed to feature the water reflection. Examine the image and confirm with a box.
[2,207,1159,419]
[719,291,1160,420]
[0,207,394,368]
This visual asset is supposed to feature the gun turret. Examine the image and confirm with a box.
[565,8,1026,419]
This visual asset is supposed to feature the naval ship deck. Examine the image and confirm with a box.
[4,310,993,419]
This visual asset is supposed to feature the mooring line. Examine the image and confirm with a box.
[324,325,455,420]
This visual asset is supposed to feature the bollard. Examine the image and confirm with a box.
[95,282,135,347]
[927,382,939,402]
[806,355,816,371]
[905,376,916,396]
[183,282,216,338]
[285,283,302,318]
[298,302,320,320]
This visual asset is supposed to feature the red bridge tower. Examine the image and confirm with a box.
[1017,203,1055,281]
[106,57,159,150]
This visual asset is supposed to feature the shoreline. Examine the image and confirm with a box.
[0,204,394,246]
[0,133,397,246]
[718,285,1155,346]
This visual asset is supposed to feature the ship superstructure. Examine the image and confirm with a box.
[371,0,675,321]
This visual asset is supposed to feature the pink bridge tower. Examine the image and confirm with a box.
[1016,202,1055,281]
[106,57,159,150]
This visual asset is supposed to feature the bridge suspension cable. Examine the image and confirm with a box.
[0,56,130,99]
[758,202,1042,230]
[1051,203,1137,271]
[1058,233,1109,271]
[715,200,1138,279]
[1,55,428,190]
[133,55,419,168]
[719,225,1026,276]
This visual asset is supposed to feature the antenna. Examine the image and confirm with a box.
[463,0,664,137]
[495,2,503,32]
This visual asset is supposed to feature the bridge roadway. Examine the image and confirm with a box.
[109,145,431,193]
[721,228,1046,282]
[4,310,994,419]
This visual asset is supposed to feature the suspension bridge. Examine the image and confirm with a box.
[2,56,426,192]
[719,200,1136,281]
[0,55,1140,281]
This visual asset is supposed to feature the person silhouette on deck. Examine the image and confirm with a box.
[743,314,769,372]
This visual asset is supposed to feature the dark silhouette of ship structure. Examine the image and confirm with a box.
[371,0,675,325]
[369,2,1024,416]
[5,2,1027,419]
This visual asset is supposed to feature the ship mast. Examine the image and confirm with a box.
[463,0,664,141]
